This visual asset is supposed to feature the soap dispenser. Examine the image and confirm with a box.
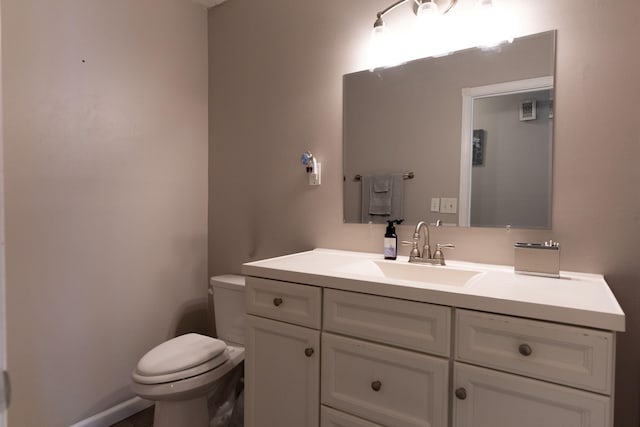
[384,219,403,260]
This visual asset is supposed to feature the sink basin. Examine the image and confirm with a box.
[335,259,482,287]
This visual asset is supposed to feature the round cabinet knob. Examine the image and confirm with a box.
[371,380,382,392]
[518,343,533,356]
[455,387,467,400]
[304,347,314,357]
[273,297,283,307]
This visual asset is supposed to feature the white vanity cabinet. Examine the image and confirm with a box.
[321,406,384,427]
[242,249,624,427]
[245,277,322,427]
[452,309,615,427]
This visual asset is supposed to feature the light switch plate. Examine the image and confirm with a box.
[430,198,440,212]
[440,198,457,214]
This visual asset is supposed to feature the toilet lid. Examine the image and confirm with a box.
[136,333,227,376]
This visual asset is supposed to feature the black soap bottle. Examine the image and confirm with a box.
[384,219,403,260]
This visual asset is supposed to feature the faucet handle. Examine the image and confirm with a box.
[433,243,454,265]
[402,240,420,258]
[436,243,455,250]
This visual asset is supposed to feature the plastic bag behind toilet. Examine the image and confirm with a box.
[209,366,244,427]
[229,389,244,427]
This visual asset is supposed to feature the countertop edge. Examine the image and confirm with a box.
[241,260,626,332]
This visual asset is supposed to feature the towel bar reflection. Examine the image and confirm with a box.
[354,172,414,181]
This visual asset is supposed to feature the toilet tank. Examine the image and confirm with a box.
[209,274,245,345]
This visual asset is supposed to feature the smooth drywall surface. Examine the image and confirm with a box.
[471,90,553,228]
[208,0,640,425]
[3,0,208,425]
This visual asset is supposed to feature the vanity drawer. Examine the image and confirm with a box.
[455,309,614,394]
[245,277,321,329]
[324,289,451,356]
[321,406,383,427]
[321,333,449,427]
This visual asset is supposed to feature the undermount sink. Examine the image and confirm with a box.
[335,259,482,287]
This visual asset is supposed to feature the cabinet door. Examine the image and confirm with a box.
[452,362,612,427]
[245,315,320,427]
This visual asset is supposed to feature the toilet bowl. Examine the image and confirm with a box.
[131,275,245,427]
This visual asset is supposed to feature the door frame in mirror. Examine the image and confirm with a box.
[458,76,555,227]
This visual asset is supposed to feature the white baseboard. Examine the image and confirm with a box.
[70,396,153,427]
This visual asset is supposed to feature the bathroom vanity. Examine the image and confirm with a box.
[241,249,625,427]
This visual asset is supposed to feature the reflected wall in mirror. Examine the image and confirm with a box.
[343,30,556,229]
[459,78,554,229]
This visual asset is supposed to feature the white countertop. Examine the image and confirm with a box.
[241,248,625,332]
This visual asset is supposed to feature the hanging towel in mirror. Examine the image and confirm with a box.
[373,175,390,193]
[370,175,392,215]
[361,174,405,224]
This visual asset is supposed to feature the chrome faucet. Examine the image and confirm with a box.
[411,221,431,260]
[405,221,454,265]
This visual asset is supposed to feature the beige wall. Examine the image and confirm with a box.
[208,0,640,426]
[3,0,209,425]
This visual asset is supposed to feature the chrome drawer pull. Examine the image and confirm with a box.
[304,347,314,357]
[273,297,283,307]
[455,387,467,400]
[371,380,382,392]
[518,343,533,356]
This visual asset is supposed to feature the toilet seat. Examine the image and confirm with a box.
[131,344,245,402]
[132,333,229,385]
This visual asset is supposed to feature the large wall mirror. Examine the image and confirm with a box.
[343,30,556,229]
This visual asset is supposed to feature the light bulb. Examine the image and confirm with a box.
[417,0,440,22]
[372,21,386,41]
[370,21,389,70]
[369,19,402,69]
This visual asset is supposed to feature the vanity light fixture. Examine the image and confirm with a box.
[370,0,497,69]
[372,0,459,40]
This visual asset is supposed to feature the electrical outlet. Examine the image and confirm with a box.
[440,197,457,214]
[430,198,440,212]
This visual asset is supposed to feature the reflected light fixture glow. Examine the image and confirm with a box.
[475,0,509,47]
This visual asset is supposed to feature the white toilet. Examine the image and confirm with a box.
[131,274,245,427]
